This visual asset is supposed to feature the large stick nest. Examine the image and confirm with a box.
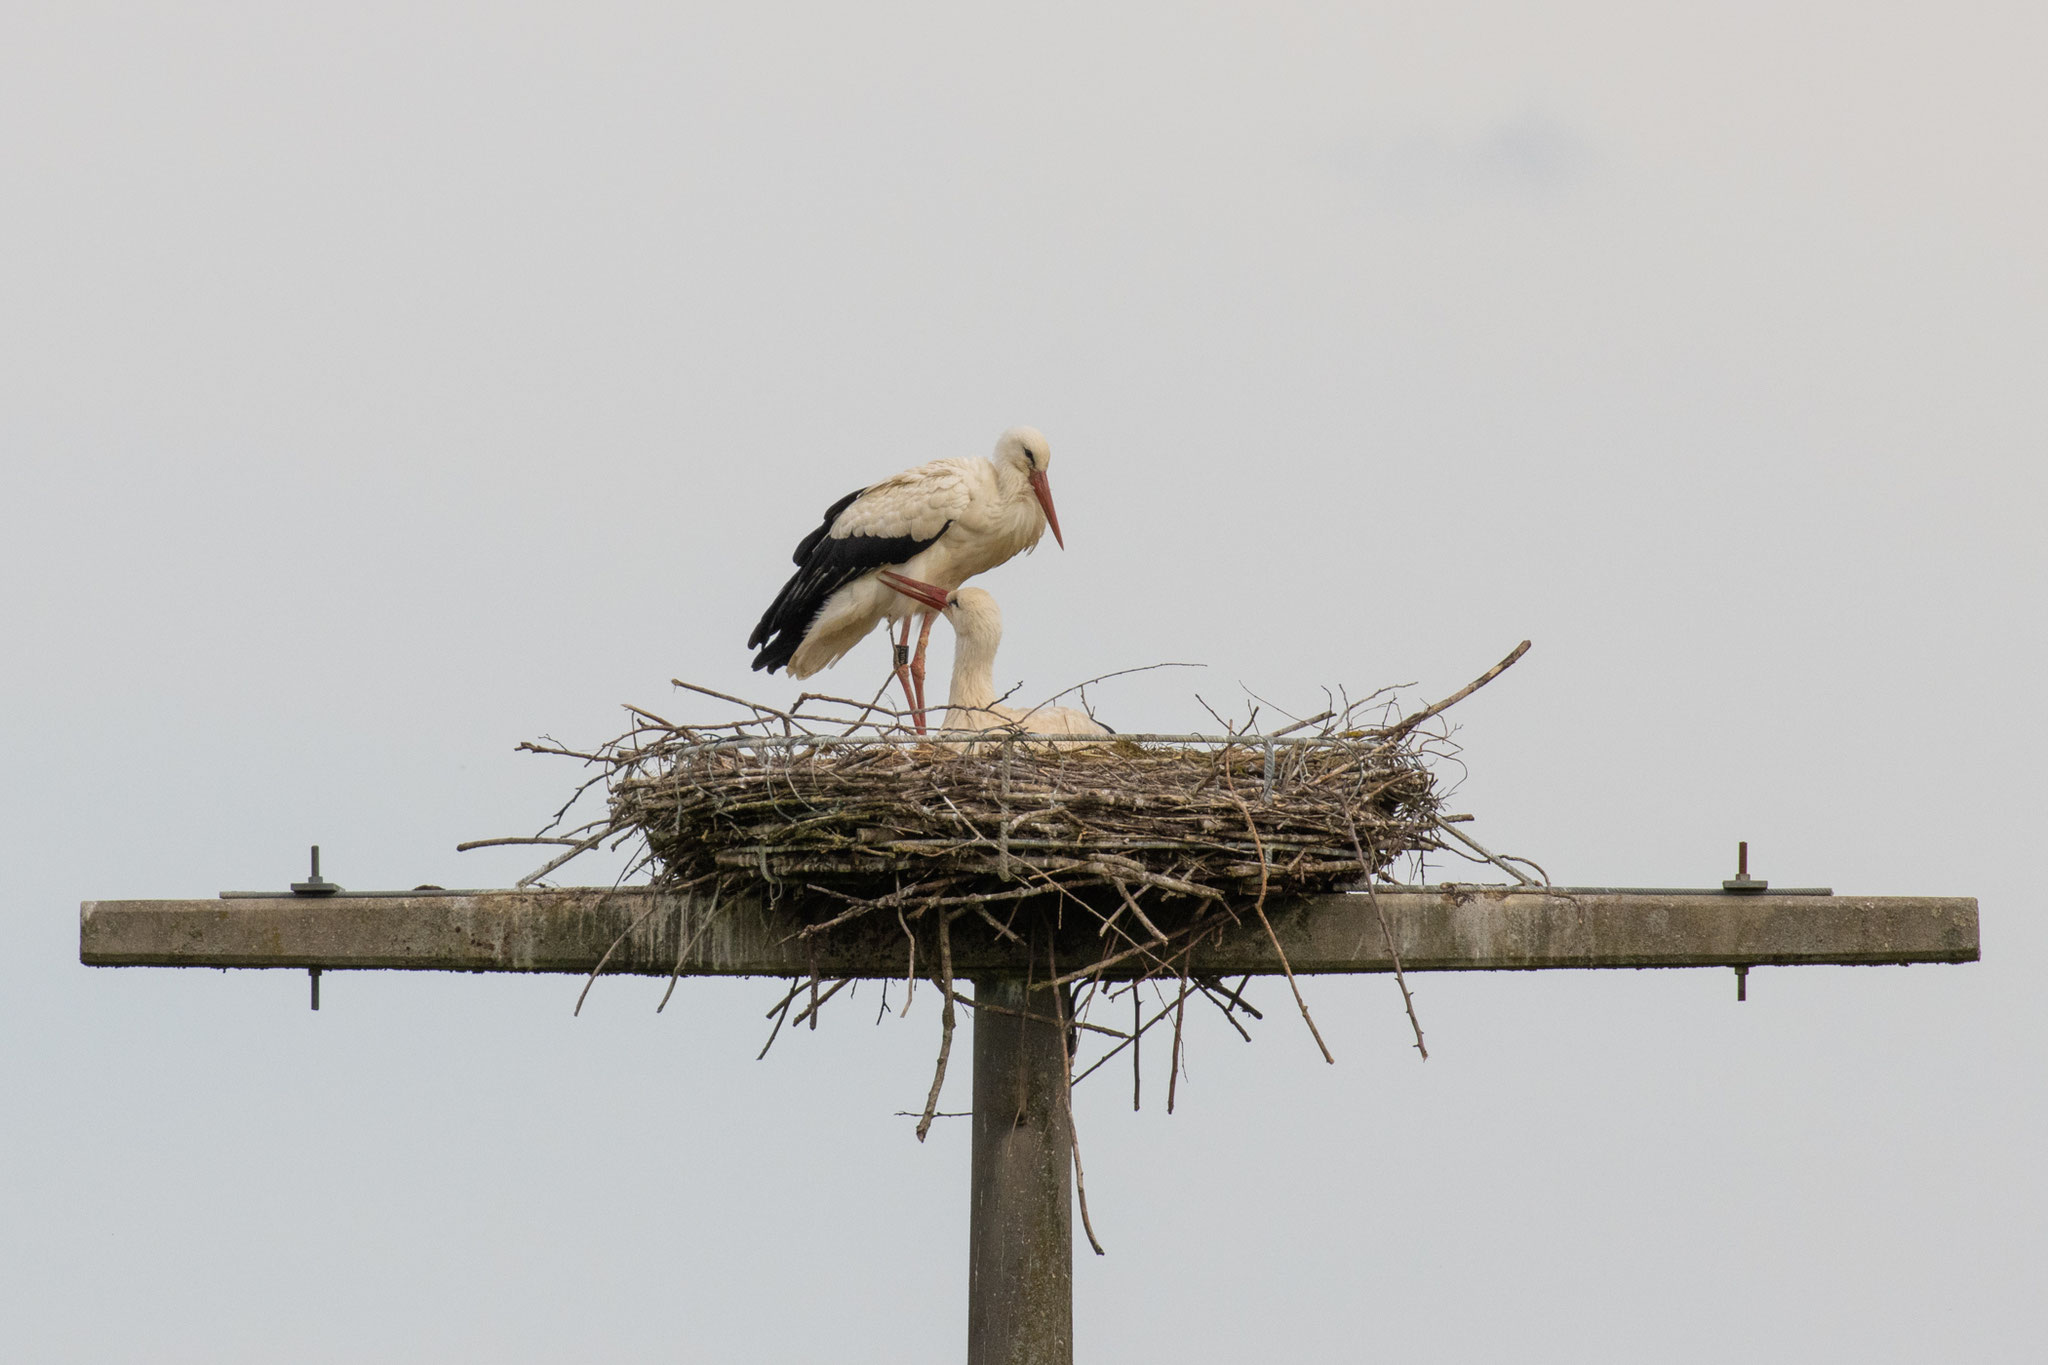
[493,646,1533,1226]
[612,718,1439,908]
[507,646,1539,922]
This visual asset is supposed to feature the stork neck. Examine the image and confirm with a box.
[946,619,1002,717]
[992,456,1042,517]
[991,454,1030,495]
[984,461,1046,553]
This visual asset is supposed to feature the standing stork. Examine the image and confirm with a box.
[747,427,1064,729]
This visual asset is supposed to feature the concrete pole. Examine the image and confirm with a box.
[967,975,1072,1365]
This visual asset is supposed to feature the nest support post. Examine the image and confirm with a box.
[969,974,1074,1365]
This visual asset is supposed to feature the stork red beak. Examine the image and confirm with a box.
[878,570,951,613]
[1028,469,1064,549]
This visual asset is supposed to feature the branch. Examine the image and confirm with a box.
[915,912,957,1142]
[1024,661,1204,717]
[1383,640,1531,740]
[1226,790,1333,1064]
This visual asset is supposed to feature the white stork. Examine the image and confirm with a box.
[747,427,1064,729]
[882,577,1110,739]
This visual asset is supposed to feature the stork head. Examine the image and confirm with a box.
[877,575,1005,654]
[994,426,1063,549]
[942,586,1004,655]
[944,586,1001,629]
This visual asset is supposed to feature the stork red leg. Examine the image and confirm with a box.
[893,615,918,726]
[910,611,938,733]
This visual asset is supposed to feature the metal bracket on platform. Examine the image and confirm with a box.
[290,845,342,897]
[1724,840,1768,893]
[224,845,481,899]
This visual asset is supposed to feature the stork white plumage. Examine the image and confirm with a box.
[882,579,1110,739]
[747,427,1065,729]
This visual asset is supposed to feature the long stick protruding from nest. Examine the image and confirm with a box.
[1383,640,1531,741]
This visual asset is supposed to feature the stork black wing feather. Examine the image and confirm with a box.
[791,487,866,567]
[747,503,951,672]
[747,487,866,652]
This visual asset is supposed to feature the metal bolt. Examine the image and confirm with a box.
[1723,840,1768,893]
[1735,965,1749,1002]
[310,966,322,1011]
[291,845,342,897]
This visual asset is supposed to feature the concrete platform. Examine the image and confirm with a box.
[79,886,1980,977]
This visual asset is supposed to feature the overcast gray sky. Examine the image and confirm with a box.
[4,2,2044,1360]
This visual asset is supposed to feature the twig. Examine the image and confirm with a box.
[973,901,1028,946]
[1024,662,1204,718]
[516,823,616,888]
[806,941,821,1031]
[1226,790,1334,1064]
[1111,880,1168,944]
[1437,821,1546,887]
[1069,983,1208,1086]
[571,874,657,1017]
[1167,952,1192,1113]
[657,884,722,1013]
[1049,949,1106,1256]
[793,680,915,737]
[517,740,609,762]
[1195,981,1254,1041]
[897,906,917,1015]
[1348,814,1427,1060]
[958,993,1128,1039]
[1132,986,1142,1111]
[1033,913,1231,990]
[1383,640,1531,740]
[760,978,810,1019]
[1197,974,1264,1021]
[915,912,958,1143]
[790,687,913,720]
[622,702,683,730]
[790,977,852,1029]
[670,678,801,726]
[757,980,799,1060]
[1266,708,1338,738]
